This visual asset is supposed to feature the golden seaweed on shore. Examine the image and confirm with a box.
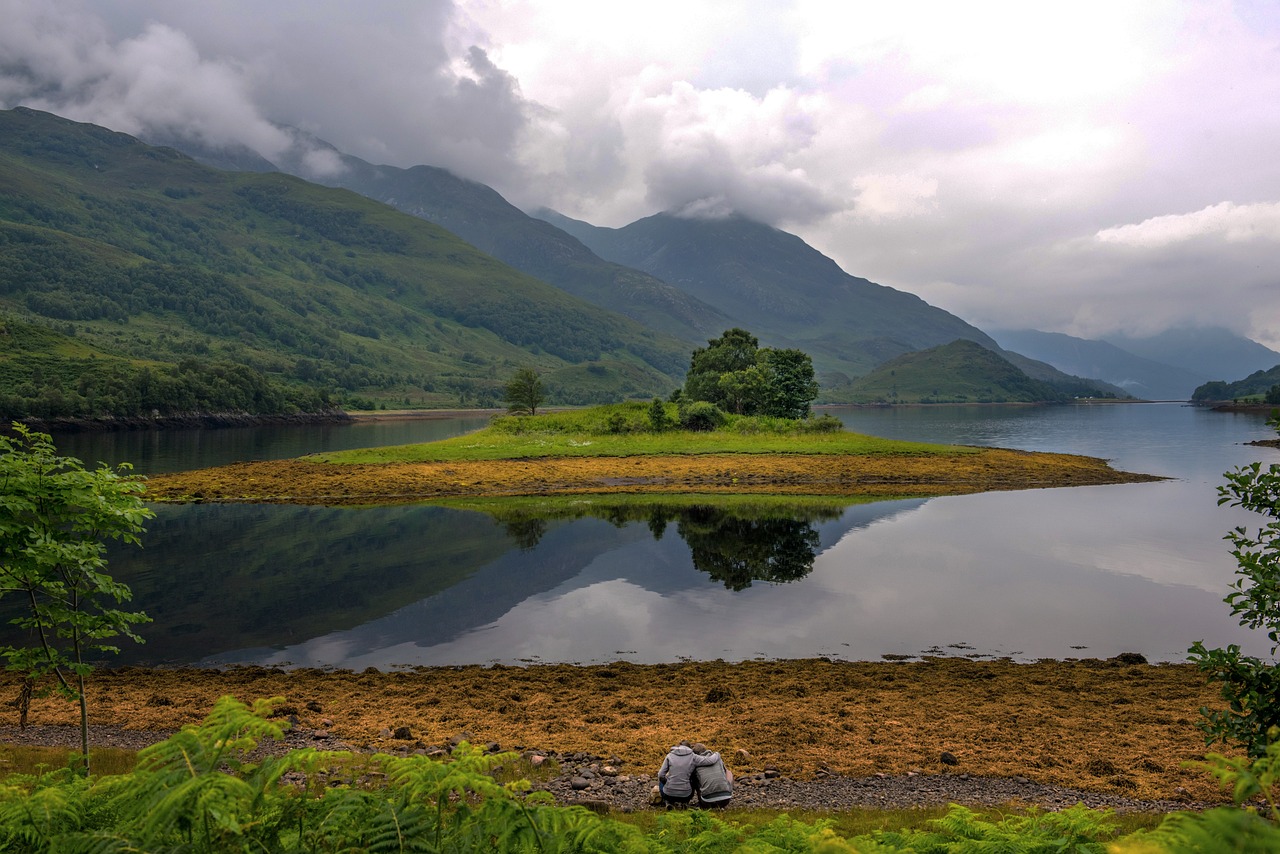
[0,659,1225,805]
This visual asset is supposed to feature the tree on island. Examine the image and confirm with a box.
[503,368,545,416]
[682,328,819,418]
[0,424,152,774]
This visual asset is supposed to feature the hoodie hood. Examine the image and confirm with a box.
[670,745,693,755]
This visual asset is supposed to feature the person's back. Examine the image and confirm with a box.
[690,743,732,807]
[657,743,699,807]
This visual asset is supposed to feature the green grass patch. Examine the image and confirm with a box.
[311,402,969,464]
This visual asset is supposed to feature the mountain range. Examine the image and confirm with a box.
[3,105,1276,420]
[0,107,686,417]
[991,328,1280,400]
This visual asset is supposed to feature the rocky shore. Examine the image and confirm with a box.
[0,720,1212,815]
[0,658,1235,811]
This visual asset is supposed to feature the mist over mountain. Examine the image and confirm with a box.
[992,327,1280,401]
[1101,328,1280,384]
[990,329,1211,401]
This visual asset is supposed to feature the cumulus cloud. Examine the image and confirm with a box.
[1,0,1279,347]
[1096,201,1280,248]
[613,80,844,224]
[0,0,535,188]
[0,4,291,157]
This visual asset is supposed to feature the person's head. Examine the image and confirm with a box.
[679,740,690,747]
[691,743,707,754]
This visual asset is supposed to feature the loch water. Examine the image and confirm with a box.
[48,403,1280,670]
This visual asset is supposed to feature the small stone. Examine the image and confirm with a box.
[392,726,413,740]
[940,751,959,766]
[530,754,547,766]
[735,748,752,763]
[321,718,333,727]
[379,728,392,739]
[570,776,592,791]
[313,730,330,739]
[600,765,619,777]
[306,700,323,713]
[763,769,780,779]
[484,741,501,754]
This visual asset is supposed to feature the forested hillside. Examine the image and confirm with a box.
[1192,365,1280,403]
[846,339,1085,404]
[0,108,688,420]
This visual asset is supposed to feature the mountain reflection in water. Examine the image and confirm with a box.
[158,497,912,669]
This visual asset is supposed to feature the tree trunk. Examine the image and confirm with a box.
[77,672,90,776]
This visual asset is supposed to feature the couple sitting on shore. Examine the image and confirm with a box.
[655,741,733,809]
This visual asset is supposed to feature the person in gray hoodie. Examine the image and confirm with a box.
[656,741,702,807]
[690,743,733,808]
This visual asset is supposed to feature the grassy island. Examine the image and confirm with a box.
[146,402,1160,505]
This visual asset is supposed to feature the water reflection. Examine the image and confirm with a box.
[491,500,845,590]
[26,403,1280,670]
[678,510,822,590]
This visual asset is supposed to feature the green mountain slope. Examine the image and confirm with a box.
[267,135,731,343]
[1192,364,1280,402]
[538,209,999,377]
[846,339,1072,403]
[0,108,688,417]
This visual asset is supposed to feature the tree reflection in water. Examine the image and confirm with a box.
[675,507,821,590]
[493,499,845,590]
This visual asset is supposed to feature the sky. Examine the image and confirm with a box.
[2,1,1278,347]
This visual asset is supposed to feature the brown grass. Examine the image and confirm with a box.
[145,449,1156,505]
[2,658,1230,804]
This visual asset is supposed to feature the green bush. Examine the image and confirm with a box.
[679,400,728,431]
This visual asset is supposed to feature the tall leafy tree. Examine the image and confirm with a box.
[1189,415,1280,757]
[761,347,820,419]
[683,329,818,418]
[0,424,152,773]
[503,368,545,416]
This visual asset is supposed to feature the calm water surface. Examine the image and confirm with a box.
[50,404,1280,669]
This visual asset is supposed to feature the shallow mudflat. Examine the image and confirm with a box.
[0,659,1230,806]
[145,448,1157,505]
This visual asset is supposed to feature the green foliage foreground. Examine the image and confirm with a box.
[2,695,1279,852]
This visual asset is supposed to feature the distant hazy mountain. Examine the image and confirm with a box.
[846,339,1072,404]
[538,209,1002,378]
[1103,327,1280,384]
[990,329,1207,400]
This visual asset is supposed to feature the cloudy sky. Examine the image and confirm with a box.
[2,1,1278,346]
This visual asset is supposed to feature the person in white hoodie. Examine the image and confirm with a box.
[656,741,701,808]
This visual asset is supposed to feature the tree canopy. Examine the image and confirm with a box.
[503,368,545,416]
[682,328,818,418]
[0,424,152,772]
